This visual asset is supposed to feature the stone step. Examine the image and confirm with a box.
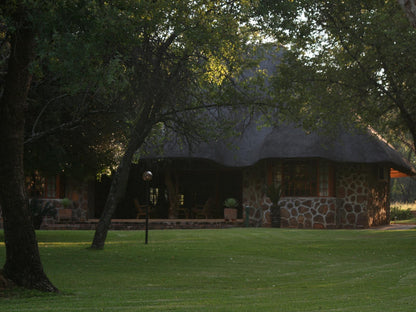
[39,219,244,230]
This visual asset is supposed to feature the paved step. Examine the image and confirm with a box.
[40,219,245,230]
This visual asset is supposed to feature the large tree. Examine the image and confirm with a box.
[89,0,262,249]
[0,3,57,292]
[257,0,416,156]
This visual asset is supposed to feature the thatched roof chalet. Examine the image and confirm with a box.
[140,119,414,229]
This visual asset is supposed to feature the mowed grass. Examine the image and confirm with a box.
[1,228,416,311]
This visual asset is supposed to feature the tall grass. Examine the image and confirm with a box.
[1,229,416,311]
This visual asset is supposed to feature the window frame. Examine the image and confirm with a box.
[26,173,63,199]
[268,159,334,198]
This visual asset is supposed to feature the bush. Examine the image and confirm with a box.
[390,206,413,220]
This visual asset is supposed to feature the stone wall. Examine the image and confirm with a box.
[242,164,272,227]
[35,178,90,224]
[336,164,390,228]
[242,162,390,229]
[336,164,369,228]
[279,198,339,229]
[367,167,390,227]
[65,179,89,221]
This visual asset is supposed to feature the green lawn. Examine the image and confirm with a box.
[392,218,416,224]
[1,228,416,311]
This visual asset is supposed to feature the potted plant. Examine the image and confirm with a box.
[58,197,73,222]
[265,184,283,228]
[224,198,238,221]
[61,197,72,208]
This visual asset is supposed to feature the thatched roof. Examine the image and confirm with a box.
[142,121,415,176]
[140,46,414,176]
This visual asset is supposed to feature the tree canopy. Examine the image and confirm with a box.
[257,0,416,158]
[56,0,264,249]
[21,0,265,179]
[0,0,264,289]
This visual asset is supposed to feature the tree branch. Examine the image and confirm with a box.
[31,94,69,137]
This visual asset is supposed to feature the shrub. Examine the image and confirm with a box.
[390,206,413,220]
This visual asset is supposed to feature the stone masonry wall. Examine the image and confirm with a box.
[279,198,339,229]
[336,164,389,228]
[242,164,272,227]
[242,162,390,229]
[242,162,341,228]
[65,179,89,221]
[36,178,89,224]
[366,167,390,227]
[336,164,369,229]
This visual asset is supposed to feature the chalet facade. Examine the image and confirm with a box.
[10,120,413,230]
[136,121,415,229]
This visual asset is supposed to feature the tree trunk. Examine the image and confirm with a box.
[0,11,58,292]
[165,169,178,218]
[90,125,152,249]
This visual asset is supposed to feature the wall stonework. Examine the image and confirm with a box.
[36,178,90,224]
[336,164,369,229]
[367,169,390,226]
[279,198,339,229]
[336,164,390,228]
[242,162,390,229]
[242,164,272,227]
[65,179,89,221]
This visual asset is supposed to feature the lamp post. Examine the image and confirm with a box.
[142,170,153,244]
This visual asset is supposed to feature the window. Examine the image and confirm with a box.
[375,165,388,181]
[46,176,57,198]
[26,172,62,198]
[149,187,159,205]
[271,160,333,197]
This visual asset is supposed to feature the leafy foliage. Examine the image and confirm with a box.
[18,1,265,179]
[391,177,416,202]
[86,1,265,248]
[390,205,414,220]
[257,0,416,156]
[224,198,239,208]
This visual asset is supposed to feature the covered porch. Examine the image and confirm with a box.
[93,159,244,221]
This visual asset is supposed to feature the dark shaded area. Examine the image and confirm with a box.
[94,161,243,219]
